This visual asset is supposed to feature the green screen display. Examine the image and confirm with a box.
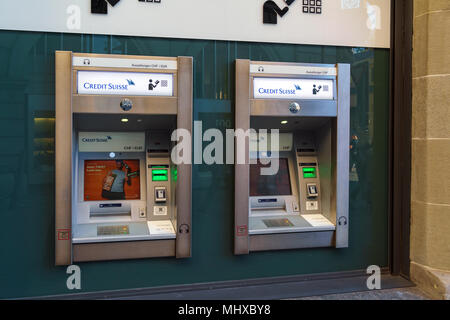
[152,169,168,181]
[303,167,317,178]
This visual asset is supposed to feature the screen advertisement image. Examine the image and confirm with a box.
[250,158,292,197]
[84,160,140,201]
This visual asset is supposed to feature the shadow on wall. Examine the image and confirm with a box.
[0,155,27,210]
[0,172,15,208]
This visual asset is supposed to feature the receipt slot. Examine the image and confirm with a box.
[55,52,192,264]
[234,60,350,254]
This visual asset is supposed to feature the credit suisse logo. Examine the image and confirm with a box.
[82,79,136,92]
[81,136,112,143]
[253,78,334,100]
[257,84,302,96]
[77,70,172,96]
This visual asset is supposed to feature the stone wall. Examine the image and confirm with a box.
[411,0,450,300]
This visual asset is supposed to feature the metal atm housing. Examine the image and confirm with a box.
[55,52,192,264]
[235,60,350,254]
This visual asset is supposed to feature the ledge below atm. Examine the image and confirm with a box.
[73,239,176,262]
[72,220,177,262]
[72,221,176,244]
[249,214,335,235]
[249,231,335,252]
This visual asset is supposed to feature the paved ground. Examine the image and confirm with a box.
[292,287,432,300]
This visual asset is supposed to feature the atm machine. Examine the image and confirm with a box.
[234,60,350,254]
[55,52,192,264]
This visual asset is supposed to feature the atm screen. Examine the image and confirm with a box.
[250,158,292,196]
[84,159,141,201]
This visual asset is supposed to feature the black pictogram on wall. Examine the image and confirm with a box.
[263,1,290,24]
[148,79,160,90]
[263,0,323,24]
[91,0,121,14]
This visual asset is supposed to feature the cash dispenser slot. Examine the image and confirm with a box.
[89,203,132,217]
[252,198,286,210]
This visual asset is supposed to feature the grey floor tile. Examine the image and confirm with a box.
[290,287,431,300]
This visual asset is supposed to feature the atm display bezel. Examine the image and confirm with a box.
[249,157,292,197]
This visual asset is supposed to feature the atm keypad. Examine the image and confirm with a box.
[97,225,129,236]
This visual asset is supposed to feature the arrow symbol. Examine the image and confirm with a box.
[91,0,121,14]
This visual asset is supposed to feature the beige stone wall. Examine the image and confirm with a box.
[411,0,450,299]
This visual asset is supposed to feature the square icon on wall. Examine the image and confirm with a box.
[91,0,107,14]
[302,0,323,14]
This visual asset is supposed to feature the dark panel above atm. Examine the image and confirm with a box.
[250,116,330,131]
[74,114,177,132]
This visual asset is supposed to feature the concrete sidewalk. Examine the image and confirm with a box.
[291,287,431,300]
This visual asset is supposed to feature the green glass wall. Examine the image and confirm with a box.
[0,31,389,298]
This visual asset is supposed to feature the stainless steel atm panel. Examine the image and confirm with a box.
[55,52,192,264]
[234,60,350,254]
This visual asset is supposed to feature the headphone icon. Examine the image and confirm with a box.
[338,216,348,226]
[179,224,190,234]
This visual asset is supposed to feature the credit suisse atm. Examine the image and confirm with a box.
[234,60,350,254]
[55,52,192,264]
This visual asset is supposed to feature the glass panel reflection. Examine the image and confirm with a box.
[0,30,390,298]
